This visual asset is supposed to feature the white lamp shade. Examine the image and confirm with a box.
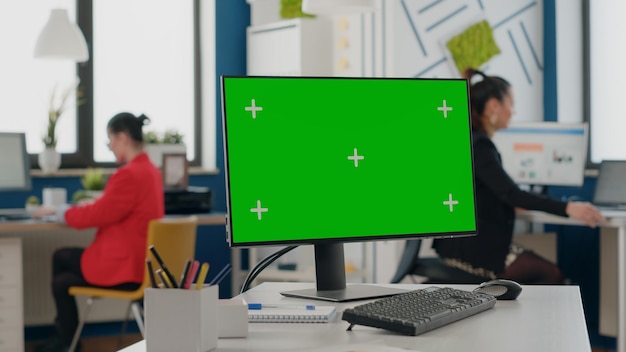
[34,9,89,62]
[301,0,377,15]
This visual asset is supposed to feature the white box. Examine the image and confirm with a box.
[218,299,248,338]
[145,286,218,352]
[42,188,66,207]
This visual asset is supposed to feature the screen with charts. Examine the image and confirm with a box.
[0,132,31,191]
[491,122,588,186]
[221,76,477,301]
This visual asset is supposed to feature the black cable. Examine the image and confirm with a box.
[240,247,290,293]
[240,245,298,293]
[240,246,297,293]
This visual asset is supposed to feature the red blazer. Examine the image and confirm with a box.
[65,153,164,286]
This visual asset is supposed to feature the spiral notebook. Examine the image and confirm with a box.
[248,305,336,323]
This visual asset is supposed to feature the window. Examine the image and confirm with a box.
[92,0,196,163]
[0,1,78,155]
[587,0,626,163]
[2,0,214,169]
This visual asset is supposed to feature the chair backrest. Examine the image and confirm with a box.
[391,239,489,284]
[141,216,198,290]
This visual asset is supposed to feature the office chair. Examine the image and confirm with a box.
[390,239,489,284]
[68,216,198,352]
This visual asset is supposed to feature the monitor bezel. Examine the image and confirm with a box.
[221,75,478,249]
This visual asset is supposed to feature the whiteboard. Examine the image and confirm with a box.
[491,122,588,186]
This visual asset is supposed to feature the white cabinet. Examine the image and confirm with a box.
[0,238,23,352]
[247,18,333,76]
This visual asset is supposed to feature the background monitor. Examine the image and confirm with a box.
[593,160,626,208]
[491,122,588,187]
[0,132,32,191]
[221,76,477,301]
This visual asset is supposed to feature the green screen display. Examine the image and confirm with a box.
[222,76,477,246]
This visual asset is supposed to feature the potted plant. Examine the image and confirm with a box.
[80,168,107,199]
[25,195,40,213]
[38,80,85,174]
[144,129,186,167]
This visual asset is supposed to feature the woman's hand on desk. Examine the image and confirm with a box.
[566,202,605,227]
[32,206,56,219]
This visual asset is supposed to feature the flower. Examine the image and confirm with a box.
[43,79,85,149]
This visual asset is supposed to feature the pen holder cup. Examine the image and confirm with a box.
[145,285,218,352]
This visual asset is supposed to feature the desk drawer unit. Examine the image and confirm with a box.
[0,327,22,351]
[0,238,23,352]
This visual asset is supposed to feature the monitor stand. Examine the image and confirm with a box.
[279,243,409,302]
[280,284,408,302]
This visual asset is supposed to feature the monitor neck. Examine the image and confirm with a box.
[279,242,408,302]
[314,243,346,291]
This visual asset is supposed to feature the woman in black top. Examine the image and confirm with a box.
[433,69,604,284]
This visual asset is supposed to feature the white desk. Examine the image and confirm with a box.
[517,209,626,352]
[119,282,590,352]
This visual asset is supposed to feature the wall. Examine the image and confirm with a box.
[386,0,544,124]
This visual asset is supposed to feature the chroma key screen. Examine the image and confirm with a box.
[221,76,477,246]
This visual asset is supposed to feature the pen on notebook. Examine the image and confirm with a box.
[208,263,232,286]
[247,303,316,310]
[178,258,192,288]
[156,269,172,288]
[149,245,179,288]
[195,262,210,290]
[184,260,200,289]
[146,258,158,289]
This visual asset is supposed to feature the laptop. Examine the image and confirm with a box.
[593,160,626,210]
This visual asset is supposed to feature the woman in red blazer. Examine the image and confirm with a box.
[33,112,164,352]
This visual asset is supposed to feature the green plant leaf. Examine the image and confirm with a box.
[81,168,107,190]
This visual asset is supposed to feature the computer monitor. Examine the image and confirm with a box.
[491,122,588,187]
[593,160,626,208]
[221,76,477,302]
[0,132,32,191]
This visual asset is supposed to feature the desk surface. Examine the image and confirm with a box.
[119,282,590,352]
[0,212,226,232]
[517,208,626,226]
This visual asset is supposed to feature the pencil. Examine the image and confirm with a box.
[149,245,178,288]
[184,260,200,289]
[195,262,210,290]
[146,258,158,288]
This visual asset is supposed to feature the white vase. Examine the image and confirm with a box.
[38,148,61,174]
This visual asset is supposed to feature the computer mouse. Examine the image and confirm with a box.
[473,279,522,300]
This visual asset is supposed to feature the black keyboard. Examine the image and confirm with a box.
[342,286,496,336]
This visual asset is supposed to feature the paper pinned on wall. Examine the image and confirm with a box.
[444,19,501,76]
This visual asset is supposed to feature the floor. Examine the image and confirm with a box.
[25,333,142,352]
